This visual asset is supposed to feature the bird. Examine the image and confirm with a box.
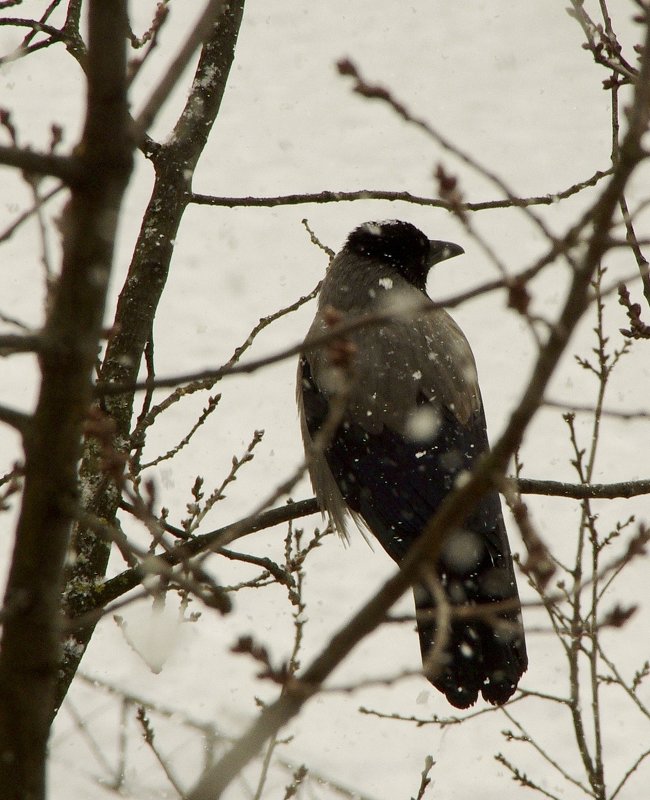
[296,219,527,708]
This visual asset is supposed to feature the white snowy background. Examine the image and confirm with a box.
[1,1,649,798]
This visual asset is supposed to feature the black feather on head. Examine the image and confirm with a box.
[344,220,463,292]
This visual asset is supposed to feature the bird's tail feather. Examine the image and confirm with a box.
[413,574,526,709]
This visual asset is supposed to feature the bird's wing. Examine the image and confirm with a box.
[298,306,483,539]
[305,306,481,432]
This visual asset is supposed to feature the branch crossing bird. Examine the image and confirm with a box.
[296,220,527,708]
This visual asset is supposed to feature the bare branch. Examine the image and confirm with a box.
[74,498,319,614]
[190,168,612,211]
[0,2,134,796]
[132,0,227,140]
[0,404,30,434]
[0,334,41,355]
[0,144,82,183]
[0,183,64,243]
[59,0,247,712]
[336,58,556,242]
[518,477,650,499]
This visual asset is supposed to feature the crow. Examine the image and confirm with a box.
[297,220,527,708]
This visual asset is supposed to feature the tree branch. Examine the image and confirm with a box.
[0,144,82,184]
[517,477,650,500]
[0,334,42,354]
[0,2,133,797]
[0,404,30,434]
[74,498,319,617]
[75,463,650,621]
[189,169,612,211]
[58,0,247,713]
[132,0,228,140]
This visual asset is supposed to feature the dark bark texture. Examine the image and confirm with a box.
[0,4,132,798]
[59,0,246,710]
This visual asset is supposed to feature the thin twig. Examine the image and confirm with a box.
[0,183,64,243]
[190,168,612,211]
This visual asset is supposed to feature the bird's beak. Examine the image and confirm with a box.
[428,240,464,267]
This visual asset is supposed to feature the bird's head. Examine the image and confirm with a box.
[344,220,464,293]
